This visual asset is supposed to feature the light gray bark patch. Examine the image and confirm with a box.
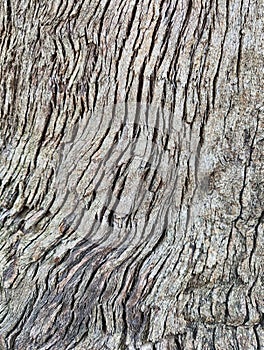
[0,0,263,349]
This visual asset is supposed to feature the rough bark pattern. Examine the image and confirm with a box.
[0,0,263,349]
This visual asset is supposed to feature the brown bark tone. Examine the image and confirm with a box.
[0,0,263,349]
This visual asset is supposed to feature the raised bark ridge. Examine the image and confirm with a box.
[0,0,263,349]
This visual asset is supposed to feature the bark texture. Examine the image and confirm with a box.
[0,0,264,349]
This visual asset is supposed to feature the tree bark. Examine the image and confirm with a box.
[0,0,263,349]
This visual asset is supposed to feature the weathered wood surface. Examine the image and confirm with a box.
[0,0,263,349]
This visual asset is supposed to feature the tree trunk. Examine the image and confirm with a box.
[0,0,263,349]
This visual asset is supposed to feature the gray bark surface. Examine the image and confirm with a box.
[0,0,263,349]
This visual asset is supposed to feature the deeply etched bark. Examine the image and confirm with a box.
[0,0,263,349]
